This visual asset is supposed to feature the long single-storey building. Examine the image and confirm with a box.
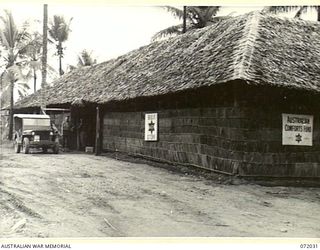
[15,12,320,178]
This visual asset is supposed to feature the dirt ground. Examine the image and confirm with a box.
[0,141,320,238]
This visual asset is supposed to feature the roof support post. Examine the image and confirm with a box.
[233,82,239,108]
[95,105,102,156]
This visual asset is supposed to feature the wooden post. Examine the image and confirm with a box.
[183,6,187,34]
[233,81,239,107]
[76,109,80,151]
[41,4,48,88]
[95,105,102,155]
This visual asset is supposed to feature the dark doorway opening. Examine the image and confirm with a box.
[71,105,96,151]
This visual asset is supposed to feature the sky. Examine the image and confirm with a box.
[0,3,319,94]
[1,5,265,70]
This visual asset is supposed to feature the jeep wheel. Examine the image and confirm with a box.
[22,138,30,154]
[14,140,21,153]
[42,147,48,154]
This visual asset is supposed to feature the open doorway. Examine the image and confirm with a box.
[72,105,96,152]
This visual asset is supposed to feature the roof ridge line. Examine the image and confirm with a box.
[233,11,262,79]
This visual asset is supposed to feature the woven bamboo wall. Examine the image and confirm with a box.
[103,107,244,174]
[102,83,320,177]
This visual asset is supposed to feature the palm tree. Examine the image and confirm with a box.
[68,49,97,71]
[77,49,97,67]
[0,10,31,140]
[48,15,72,76]
[0,65,31,139]
[0,11,30,68]
[0,71,9,109]
[152,6,221,41]
[264,6,320,21]
[3,65,30,98]
[23,32,57,93]
[24,32,42,93]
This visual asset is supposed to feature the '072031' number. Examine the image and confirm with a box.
[300,244,318,248]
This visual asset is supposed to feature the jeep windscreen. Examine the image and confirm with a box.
[23,118,51,131]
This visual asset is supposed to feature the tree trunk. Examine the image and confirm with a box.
[317,6,320,22]
[57,41,64,76]
[33,69,37,93]
[183,6,187,33]
[59,52,63,76]
[41,4,48,88]
[8,80,14,140]
[0,73,3,141]
[0,72,3,109]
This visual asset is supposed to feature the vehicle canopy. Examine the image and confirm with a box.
[14,114,51,131]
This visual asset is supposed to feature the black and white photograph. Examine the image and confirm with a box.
[0,1,319,247]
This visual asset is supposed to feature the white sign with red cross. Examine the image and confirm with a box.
[145,113,158,141]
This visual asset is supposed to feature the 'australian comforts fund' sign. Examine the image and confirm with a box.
[282,113,313,146]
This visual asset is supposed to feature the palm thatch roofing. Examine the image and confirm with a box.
[16,11,320,109]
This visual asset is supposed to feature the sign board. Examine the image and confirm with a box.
[282,113,313,146]
[145,113,158,141]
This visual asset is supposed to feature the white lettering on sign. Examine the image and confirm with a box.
[145,113,158,141]
[282,113,313,146]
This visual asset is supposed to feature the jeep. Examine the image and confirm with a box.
[13,114,59,154]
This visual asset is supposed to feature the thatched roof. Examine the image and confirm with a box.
[16,11,320,109]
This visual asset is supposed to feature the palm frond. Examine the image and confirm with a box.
[3,65,20,83]
[16,83,30,99]
[264,5,320,20]
[0,10,32,69]
[19,82,30,90]
[189,6,220,19]
[2,64,30,101]
[67,64,77,71]
[47,66,59,79]
[17,89,24,98]
[1,83,10,93]
[206,6,221,17]
[153,5,222,40]
[151,24,184,41]
[265,6,304,14]
[161,6,185,20]
[49,15,72,43]
[188,6,221,28]
[47,64,57,74]
[77,49,96,66]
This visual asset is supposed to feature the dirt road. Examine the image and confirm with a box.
[0,142,320,238]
